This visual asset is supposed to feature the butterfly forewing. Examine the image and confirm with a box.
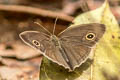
[19,31,51,53]
[58,23,105,47]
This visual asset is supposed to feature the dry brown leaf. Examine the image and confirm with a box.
[0,57,42,80]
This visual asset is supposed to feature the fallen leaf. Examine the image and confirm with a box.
[0,57,42,80]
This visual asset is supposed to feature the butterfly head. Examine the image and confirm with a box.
[50,35,59,46]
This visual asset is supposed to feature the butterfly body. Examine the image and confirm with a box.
[19,23,106,71]
[46,35,73,69]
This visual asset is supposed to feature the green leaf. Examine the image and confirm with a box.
[39,0,120,80]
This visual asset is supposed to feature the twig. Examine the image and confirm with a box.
[0,4,74,22]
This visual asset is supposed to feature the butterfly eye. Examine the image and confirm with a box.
[85,33,96,40]
[32,40,40,46]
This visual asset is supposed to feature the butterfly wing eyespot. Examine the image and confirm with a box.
[32,40,40,46]
[85,33,96,40]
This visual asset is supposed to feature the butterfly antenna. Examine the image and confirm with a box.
[53,17,58,35]
[34,22,51,34]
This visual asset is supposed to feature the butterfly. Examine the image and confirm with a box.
[19,18,105,71]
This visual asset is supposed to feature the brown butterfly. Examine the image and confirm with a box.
[19,19,105,71]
